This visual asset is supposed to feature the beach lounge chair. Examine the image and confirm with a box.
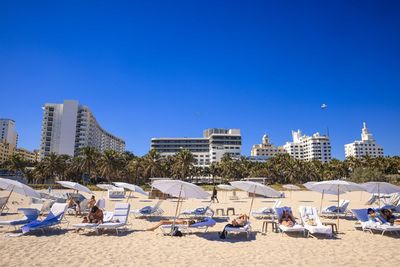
[20,203,67,234]
[96,198,106,210]
[131,200,163,217]
[0,205,42,230]
[299,206,333,238]
[96,203,130,235]
[224,221,252,239]
[382,193,400,212]
[160,217,217,235]
[352,208,400,236]
[180,206,214,218]
[72,211,114,232]
[0,196,10,214]
[251,200,282,219]
[274,207,306,236]
[321,200,351,218]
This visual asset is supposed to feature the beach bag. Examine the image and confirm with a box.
[171,226,183,237]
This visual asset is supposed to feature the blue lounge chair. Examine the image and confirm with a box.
[21,203,67,234]
[0,207,41,230]
[352,208,400,236]
[160,217,217,235]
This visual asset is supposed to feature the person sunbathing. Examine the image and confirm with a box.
[367,208,386,224]
[219,214,249,239]
[146,219,197,231]
[279,209,296,227]
[380,209,400,225]
[87,206,104,224]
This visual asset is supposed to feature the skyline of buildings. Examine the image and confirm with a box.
[1,100,391,163]
[40,100,125,158]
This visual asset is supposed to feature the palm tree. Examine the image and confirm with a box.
[171,149,196,180]
[78,147,99,182]
[97,150,121,183]
[5,154,28,177]
[127,157,144,184]
[38,153,64,183]
[142,149,163,178]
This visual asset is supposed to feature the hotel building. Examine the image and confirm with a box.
[40,100,125,158]
[345,122,384,158]
[283,130,331,162]
[151,128,242,167]
[0,119,18,147]
[251,134,286,158]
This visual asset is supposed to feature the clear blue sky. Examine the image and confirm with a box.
[1,1,399,159]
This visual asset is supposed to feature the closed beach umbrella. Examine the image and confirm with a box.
[152,179,210,233]
[362,182,400,207]
[56,181,93,195]
[230,181,280,215]
[308,179,365,230]
[0,178,41,213]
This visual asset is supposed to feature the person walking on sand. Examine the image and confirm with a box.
[211,186,219,203]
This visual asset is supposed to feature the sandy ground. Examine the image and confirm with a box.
[0,189,399,267]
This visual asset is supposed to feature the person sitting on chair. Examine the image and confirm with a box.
[219,214,248,239]
[380,209,400,225]
[279,208,296,227]
[87,206,104,224]
[367,208,386,224]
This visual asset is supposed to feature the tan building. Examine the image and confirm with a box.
[15,148,40,162]
[0,142,15,163]
[251,134,286,157]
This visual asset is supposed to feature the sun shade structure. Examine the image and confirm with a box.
[217,184,235,191]
[283,184,300,199]
[230,181,280,215]
[96,184,118,190]
[307,179,365,231]
[0,178,41,214]
[361,182,400,207]
[152,180,210,235]
[113,182,148,196]
[56,181,93,195]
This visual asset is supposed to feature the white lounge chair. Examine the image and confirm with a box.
[0,196,9,214]
[321,200,351,218]
[96,203,130,235]
[274,207,306,236]
[251,200,282,219]
[299,206,333,238]
[72,211,114,232]
[180,206,214,218]
[160,217,217,235]
[96,198,106,210]
[352,208,400,236]
[131,200,163,217]
[225,221,252,239]
[20,203,67,234]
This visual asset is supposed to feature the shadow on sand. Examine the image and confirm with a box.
[194,231,257,243]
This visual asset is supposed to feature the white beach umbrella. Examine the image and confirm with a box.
[96,184,118,190]
[56,181,93,195]
[230,181,280,214]
[308,179,365,230]
[0,178,41,213]
[152,180,210,233]
[283,184,300,190]
[362,182,400,207]
[114,182,148,197]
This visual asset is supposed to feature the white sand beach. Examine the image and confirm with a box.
[1,190,399,267]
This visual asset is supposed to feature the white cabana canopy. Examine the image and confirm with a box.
[0,178,40,199]
[96,184,118,190]
[152,180,210,199]
[217,184,235,191]
[56,181,93,195]
[114,182,148,196]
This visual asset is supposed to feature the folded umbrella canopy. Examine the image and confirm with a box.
[152,179,210,234]
[362,182,400,207]
[0,178,41,213]
[307,179,365,231]
[56,181,93,195]
[230,181,280,215]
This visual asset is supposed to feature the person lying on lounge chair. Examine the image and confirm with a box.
[367,208,386,224]
[146,219,198,231]
[219,214,249,239]
[279,209,296,227]
[380,209,400,225]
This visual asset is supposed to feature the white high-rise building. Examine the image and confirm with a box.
[251,134,286,158]
[40,100,125,158]
[345,122,384,158]
[283,130,331,162]
[0,119,18,147]
[151,128,241,167]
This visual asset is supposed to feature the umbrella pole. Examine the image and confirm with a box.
[319,190,324,212]
[1,186,14,214]
[126,191,131,203]
[337,185,340,232]
[249,187,256,215]
[378,184,380,208]
[171,184,183,234]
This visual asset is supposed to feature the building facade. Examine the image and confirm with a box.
[15,148,40,162]
[0,119,18,147]
[40,100,125,158]
[345,122,384,158]
[151,128,241,167]
[0,142,15,163]
[283,130,331,162]
[251,134,286,158]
